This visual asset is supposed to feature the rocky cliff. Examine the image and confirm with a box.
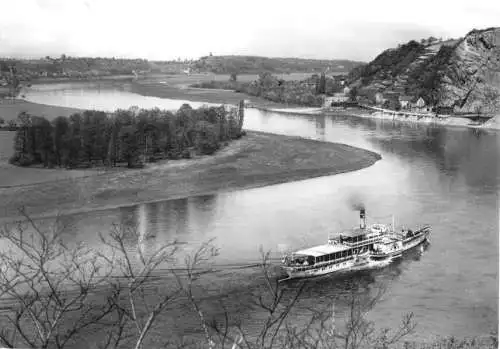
[440,27,500,114]
[349,27,500,115]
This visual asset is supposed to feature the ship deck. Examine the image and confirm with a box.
[293,243,349,257]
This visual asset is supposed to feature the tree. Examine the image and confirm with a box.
[349,86,358,102]
[53,116,70,166]
[316,72,326,95]
[0,209,118,349]
[7,119,17,130]
[98,224,181,349]
[37,117,55,167]
[0,208,465,349]
[0,209,206,349]
[280,277,416,349]
[194,121,219,155]
[180,247,305,349]
[8,104,246,169]
[119,126,141,168]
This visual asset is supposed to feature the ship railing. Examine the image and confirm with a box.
[342,236,383,247]
[286,255,352,271]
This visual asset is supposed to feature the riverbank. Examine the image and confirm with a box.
[248,104,500,130]
[0,131,381,222]
[128,79,500,130]
[27,74,136,85]
[357,109,500,130]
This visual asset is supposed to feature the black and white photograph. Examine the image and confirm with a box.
[0,0,498,348]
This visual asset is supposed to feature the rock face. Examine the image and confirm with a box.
[350,27,500,116]
[440,27,500,113]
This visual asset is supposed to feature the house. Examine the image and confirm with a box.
[399,96,413,109]
[415,97,426,109]
[375,92,385,106]
[410,97,433,113]
[323,93,350,108]
[331,93,350,103]
[323,96,335,108]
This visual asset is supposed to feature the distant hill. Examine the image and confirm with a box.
[348,27,500,114]
[0,55,363,82]
[0,56,193,82]
[190,55,364,74]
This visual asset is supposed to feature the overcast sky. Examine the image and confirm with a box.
[1,0,499,62]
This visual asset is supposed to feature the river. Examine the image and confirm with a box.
[16,82,500,344]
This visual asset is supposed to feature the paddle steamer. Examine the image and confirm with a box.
[281,209,430,280]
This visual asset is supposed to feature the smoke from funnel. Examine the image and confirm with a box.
[351,202,365,211]
[347,192,367,228]
[347,192,366,212]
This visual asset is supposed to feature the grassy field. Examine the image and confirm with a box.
[131,80,286,108]
[0,131,381,222]
[0,100,82,122]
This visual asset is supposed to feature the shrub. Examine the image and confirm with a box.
[181,149,192,159]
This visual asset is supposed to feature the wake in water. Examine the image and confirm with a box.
[350,255,394,272]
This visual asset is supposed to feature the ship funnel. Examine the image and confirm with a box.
[360,209,366,229]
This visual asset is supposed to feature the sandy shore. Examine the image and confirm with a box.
[0,131,381,222]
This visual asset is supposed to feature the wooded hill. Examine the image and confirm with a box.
[190,55,364,74]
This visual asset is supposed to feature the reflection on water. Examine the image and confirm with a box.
[315,114,326,139]
[19,83,499,341]
[22,82,217,112]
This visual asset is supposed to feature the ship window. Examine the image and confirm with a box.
[335,252,340,259]
[342,251,346,257]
